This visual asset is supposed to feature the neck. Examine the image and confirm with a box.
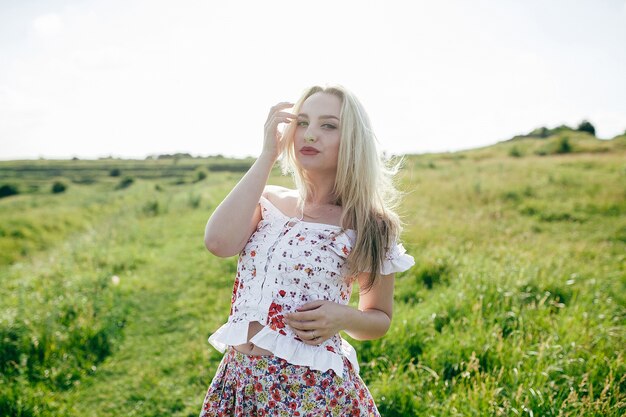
[304,171,338,206]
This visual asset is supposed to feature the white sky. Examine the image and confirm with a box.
[1,0,625,160]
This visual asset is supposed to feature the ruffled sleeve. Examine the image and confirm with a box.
[381,241,415,275]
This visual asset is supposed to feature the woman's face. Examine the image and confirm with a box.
[294,92,342,174]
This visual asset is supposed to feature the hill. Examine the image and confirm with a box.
[0,139,624,416]
[413,126,626,161]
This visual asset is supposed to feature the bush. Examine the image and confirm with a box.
[525,125,573,139]
[142,200,161,216]
[577,119,595,136]
[557,136,572,154]
[109,168,121,177]
[534,135,575,156]
[509,146,522,157]
[115,176,134,190]
[0,184,19,199]
[195,170,207,182]
[188,193,201,208]
[51,181,67,194]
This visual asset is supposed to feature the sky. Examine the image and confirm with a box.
[1,0,625,160]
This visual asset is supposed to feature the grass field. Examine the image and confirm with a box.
[1,130,625,416]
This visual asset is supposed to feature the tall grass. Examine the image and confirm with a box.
[0,138,624,416]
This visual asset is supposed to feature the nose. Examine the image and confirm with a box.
[304,128,317,142]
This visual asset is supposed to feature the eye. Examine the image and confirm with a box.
[322,124,337,129]
[297,121,309,127]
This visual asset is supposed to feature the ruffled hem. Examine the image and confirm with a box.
[208,320,250,352]
[381,243,416,274]
[207,320,360,378]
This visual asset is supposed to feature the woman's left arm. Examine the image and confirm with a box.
[343,271,395,340]
[284,272,395,344]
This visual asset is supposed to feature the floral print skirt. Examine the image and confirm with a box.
[199,346,380,417]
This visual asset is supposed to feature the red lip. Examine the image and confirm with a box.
[300,146,320,153]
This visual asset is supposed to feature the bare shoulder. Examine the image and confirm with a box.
[263,185,296,200]
[262,185,298,216]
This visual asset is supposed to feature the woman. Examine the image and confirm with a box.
[200,84,415,416]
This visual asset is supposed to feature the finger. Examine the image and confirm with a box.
[273,115,295,125]
[299,339,316,346]
[295,300,326,312]
[266,115,295,127]
[302,337,323,346]
[287,310,318,322]
[310,331,324,342]
[268,102,294,117]
[294,330,323,346]
[270,116,295,126]
[286,319,317,331]
[274,111,296,118]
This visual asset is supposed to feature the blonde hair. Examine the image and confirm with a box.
[278,84,406,292]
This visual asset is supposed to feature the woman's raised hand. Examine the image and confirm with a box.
[262,102,295,160]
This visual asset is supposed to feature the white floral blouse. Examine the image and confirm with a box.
[208,195,415,378]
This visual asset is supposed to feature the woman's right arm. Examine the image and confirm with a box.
[203,102,294,257]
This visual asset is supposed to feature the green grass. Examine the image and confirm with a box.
[1,133,624,416]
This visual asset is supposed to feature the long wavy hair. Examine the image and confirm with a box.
[278,84,406,292]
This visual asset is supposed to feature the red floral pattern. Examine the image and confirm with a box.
[200,347,380,416]
[207,195,412,414]
[267,301,288,336]
[228,274,240,316]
